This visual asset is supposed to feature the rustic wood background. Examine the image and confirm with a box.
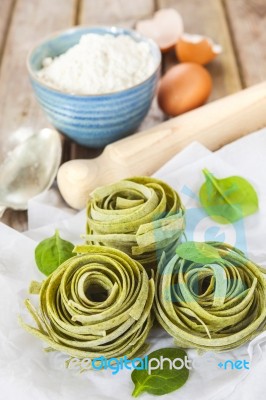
[0,0,265,231]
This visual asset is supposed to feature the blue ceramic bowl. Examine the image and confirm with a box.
[27,26,161,148]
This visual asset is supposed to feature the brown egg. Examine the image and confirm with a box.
[136,9,183,53]
[176,33,222,65]
[158,63,212,116]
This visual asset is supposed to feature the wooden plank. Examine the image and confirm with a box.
[1,209,28,232]
[80,0,155,27]
[0,0,76,153]
[224,0,266,86]
[0,0,77,230]
[157,0,242,101]
[0,0,15,62]
[71,0,163,159]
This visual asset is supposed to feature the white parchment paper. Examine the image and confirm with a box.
[1,129,266,400]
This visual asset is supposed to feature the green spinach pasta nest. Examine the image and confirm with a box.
[84,176,185,271]
[19,245,154,359]
[154,241,266,351]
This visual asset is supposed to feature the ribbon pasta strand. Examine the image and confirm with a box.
[154,242,266,351]
[19,246,154,359]
[84,176,185,272]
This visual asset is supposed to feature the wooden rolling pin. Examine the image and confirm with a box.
[58,81,266,209]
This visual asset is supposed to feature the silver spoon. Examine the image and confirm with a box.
[0,128,62,218]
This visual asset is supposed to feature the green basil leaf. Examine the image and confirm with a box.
[199,168,259,224]
[35,229,74,276]
[131,347,189,397]
[176,241,223,264]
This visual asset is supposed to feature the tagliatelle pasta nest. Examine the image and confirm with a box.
[84,176,185,272]
[154,242,266,351]
[19,246,154,359]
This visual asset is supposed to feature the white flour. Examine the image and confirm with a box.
[37,33,155,95]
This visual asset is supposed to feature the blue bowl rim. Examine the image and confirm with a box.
[27,25,162,98]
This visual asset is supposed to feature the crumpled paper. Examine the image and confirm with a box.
[1,128,266,400]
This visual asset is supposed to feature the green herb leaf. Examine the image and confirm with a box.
[176,241,223,264]
[131,347,189,397]
[199,168,259,224]
[35,230,74,276]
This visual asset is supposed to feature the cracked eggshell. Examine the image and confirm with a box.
[176,33,222,65]
[158,63,212,116]
[136,8,184,53]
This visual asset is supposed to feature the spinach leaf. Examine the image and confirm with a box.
[176,241,223,264]
[35,229,74,276]
[199,168,259,224]
[131,347,189,397]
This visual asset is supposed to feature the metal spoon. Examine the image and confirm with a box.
[0,128,62,218]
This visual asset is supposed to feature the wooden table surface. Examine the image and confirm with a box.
[0,0,265,231]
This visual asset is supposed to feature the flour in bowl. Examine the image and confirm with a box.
[37,33,156,95]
